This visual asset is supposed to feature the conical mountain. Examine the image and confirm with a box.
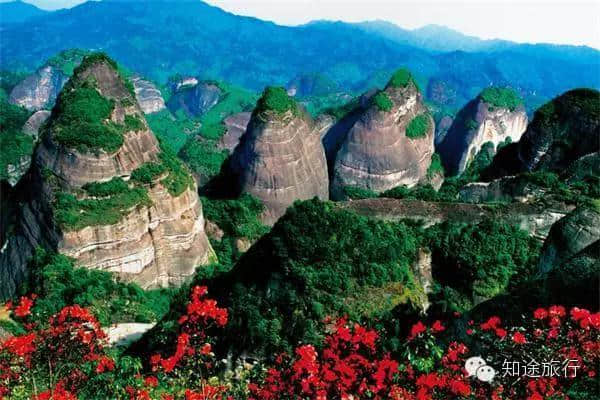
[332,69,435,194]
[438,87,527,175]
[0,53,215,299]
[230,87,329,224]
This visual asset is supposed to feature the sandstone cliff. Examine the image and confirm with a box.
[332,69,435,194]
[341,198,573,240]
[230,87,329,224]
[167,81,221,118]
[131,76,166,114]
[486,89,600,179]
[438,89,527,175]
[218,112,251,151]
[0,54,215,300]
[537,205,600,274]
[22,110,51,139]
[9,65,69,111]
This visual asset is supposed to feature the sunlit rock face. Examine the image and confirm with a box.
[230,91,329,224]
[131,76,166,114]
[0,56,215,300]
[9,65,69,111]
[332,75,435,194]
[167,81,221,117]
[438,96,527,175]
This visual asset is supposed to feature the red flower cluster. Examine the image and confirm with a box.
[249,318,400,399]
[151,286,227,375]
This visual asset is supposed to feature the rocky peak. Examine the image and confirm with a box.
[332,68,435,194]
[167,80,221,117]
[486,89,600,179]
[0,53,215,299]
[538,204,600,274]
[131,76,166,114]
[230,87,329,224]
[9,49,87,111]
[438,87,527,175]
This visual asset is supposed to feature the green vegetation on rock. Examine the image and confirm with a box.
[45,49,89,76]
[387,68,414,88]
[201,194,269,241]
[0,101,33,180]
[178,138,228,182]
[480,87,523,111]
[372,91,393,112]
[427,153,444,178]
[255,86,297,116]
[343,185,378,200]
[54,183,151,231]
[426,219,541,311]
[199,199,423,356]
[406,113,431,138]
[131,162,167,184]
[21,248,173,326]
[82,177,130,197]
[51,84,124,153]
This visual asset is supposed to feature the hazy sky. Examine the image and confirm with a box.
[9,0,600,49]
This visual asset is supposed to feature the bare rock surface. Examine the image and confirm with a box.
[341,198,574,240]
[538,206,600,274]
[22,110,51,139]
[332,77,435,194]
[0,56,215,299]
[218,112,251,151]
[438,96,527,175]
[230,102,329,224]
[167,81,221,117]
[9,65,69,111]
[131,76,166,114]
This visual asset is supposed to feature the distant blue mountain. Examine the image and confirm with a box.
[0,0,49,24]
[1,0,598,112]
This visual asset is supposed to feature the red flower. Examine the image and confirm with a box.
[144,376,158,387]
[431,320,445,333]
[548,305,566,318]
[512,332,527,344]
[409,322,427,339]
[533,308,548,320]
[495,328,507,339]
[96,356,115,373]
[14,296,34,318]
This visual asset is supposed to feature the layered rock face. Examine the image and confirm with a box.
[438,93,527,175]
[131,76,166,114]
[0,54,215,299]
[230,88,329,224]
[9,65,69,111]
[332,70,435,194]
[167,81,221,117]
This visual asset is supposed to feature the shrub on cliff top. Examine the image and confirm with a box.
[372,91,393,112]
[255,86,297,115]
[406,113,431,138]
[480,87,523,111]
[388,68,414,88]
[51,84,124,153]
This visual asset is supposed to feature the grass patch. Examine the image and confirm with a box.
[178,138,228,181]
[372,91,393,112]
[54,186,151,231]
[480,87,523,111]
[201,194,269,241]
[387,68,414,88]
[427,153,444,178]
[406,113,431,139]
[255,86,297,116]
